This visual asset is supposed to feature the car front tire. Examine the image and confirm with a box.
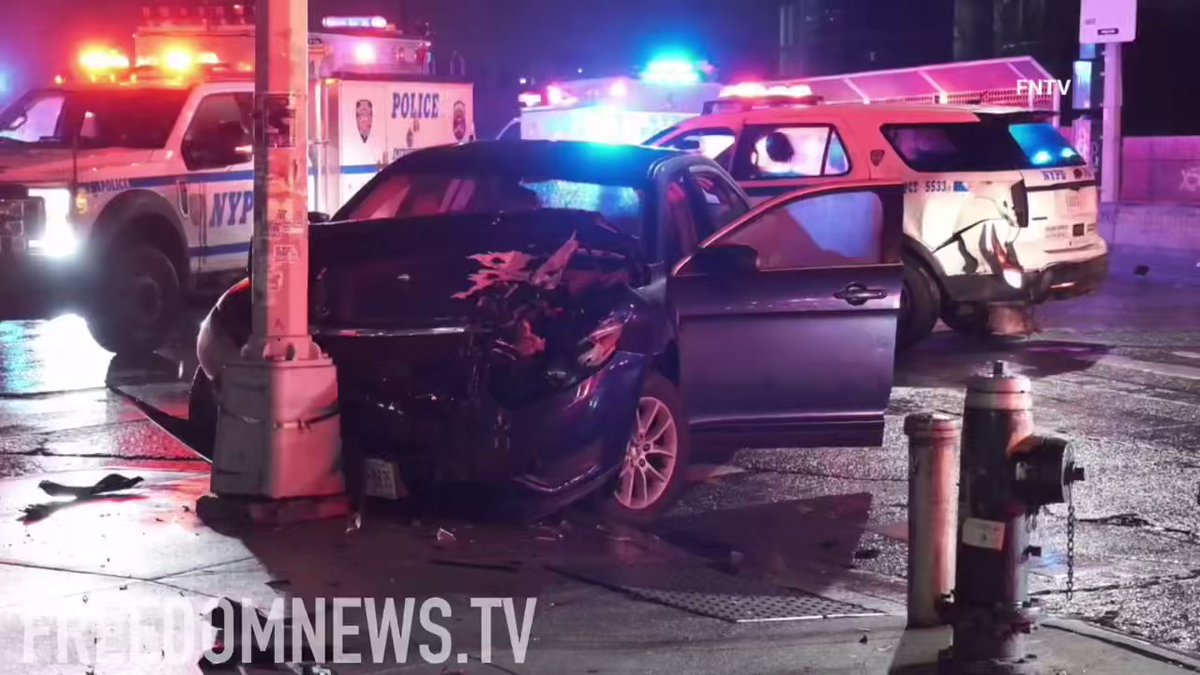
[603,372,692,524]
[897,260,939,350]
[86,244,181,355]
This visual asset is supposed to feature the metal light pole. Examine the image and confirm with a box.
[1079,0,1137,204]
[1099,43,1123,204]
[205,0,346,515]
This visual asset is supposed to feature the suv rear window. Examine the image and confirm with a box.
[882,121,1086,172]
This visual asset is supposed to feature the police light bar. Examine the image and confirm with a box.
[140,3,252,26]
[80,48,131,72]
[322,16,389,30]
[719,82,813,99]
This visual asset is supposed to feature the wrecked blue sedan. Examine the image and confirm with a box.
[192,141,903,521]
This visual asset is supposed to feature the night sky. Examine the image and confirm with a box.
[0,0,1195,136]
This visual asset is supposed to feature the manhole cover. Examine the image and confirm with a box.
[550,561,879,623]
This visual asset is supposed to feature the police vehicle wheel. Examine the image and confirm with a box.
[188,367,217,460]
[941,302,992,336]
[86,245,181,355]
[602,372,692,524]
[897,261,939,350]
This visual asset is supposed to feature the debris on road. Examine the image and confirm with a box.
[431,559,519,572]
[436,527,457,544]
[38,473,144,498]
[1080,513,1152,528]
[19,504,53,521]
[20,474,147,522]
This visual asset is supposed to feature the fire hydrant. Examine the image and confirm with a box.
[940,361,1086,674]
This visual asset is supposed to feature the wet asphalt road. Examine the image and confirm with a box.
[3,273,1200,653]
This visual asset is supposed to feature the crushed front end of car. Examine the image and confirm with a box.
[308,210,654,515]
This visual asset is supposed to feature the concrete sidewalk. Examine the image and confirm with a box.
[3,467,1199,674]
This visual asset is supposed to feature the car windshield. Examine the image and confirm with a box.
[339,172,647,239]
[0,88,188,149]
[882,120,1087,172]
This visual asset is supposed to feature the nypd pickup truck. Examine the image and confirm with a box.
[0,70,473,354]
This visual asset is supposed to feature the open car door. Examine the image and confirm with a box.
[668,180,905,449]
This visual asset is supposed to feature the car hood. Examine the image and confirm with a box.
[309,209,640,333]
[0,146,157,187]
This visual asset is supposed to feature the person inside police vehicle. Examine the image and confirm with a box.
[748,130,798,178]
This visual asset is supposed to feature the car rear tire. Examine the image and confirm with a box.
[602,372,692,524]
[941,302,993,336]
[86,244,181,355]
[897,260,939,350]
[188,367,217,459]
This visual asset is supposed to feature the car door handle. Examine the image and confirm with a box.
[834,283,888,306]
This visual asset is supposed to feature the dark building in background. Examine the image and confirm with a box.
[776,0,1079,80]
[954,0,1080,82]
[777,0,955,78]
[777,0,1080,79]
[775,0,1200,136]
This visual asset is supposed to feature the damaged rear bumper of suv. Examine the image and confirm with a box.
[942,253,1109,305]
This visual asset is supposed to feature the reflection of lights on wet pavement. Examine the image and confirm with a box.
[0,314,113,395]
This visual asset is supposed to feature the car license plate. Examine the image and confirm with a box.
[363,458,407,499]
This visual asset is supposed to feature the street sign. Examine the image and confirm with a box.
[1080,0,1137,44]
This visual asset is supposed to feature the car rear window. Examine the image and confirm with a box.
[882,121,1086,173]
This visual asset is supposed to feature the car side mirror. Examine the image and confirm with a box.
[308,211,331,224]
[674,138,701,152]
[687,244,758,275]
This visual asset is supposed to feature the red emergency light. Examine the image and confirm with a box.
[322,16,390,30]
[140,3,253,26]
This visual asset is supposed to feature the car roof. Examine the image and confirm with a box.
[396,140,684,185]
[692,102,1012,127]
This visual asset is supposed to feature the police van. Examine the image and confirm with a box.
[0,9,474,354]
[647,89,1107,348]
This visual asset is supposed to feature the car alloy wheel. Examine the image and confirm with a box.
[614,395,679,510]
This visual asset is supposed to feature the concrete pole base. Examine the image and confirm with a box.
[196,492,351,527]
[211,354,345,500]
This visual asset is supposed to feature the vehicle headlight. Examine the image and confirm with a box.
[576,315,625,369]
[536,314,627,391]
[28,188,79,258]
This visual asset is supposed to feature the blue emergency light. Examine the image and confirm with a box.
[641,56,700,85]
